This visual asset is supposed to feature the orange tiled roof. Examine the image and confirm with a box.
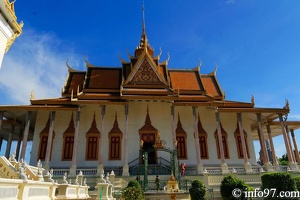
[65,72,85,94]
[157,65,168,82]
[201,75,222,97]
[169,70,204,91]
[86,68,121,89]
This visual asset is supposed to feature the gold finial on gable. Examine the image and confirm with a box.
[30,89,34,100]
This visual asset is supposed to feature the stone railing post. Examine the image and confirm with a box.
[203,169,209,188]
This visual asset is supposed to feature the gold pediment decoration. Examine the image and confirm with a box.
[130,59,161,84]
[124,50,168,86]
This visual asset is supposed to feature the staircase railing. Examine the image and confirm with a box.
[129,164,172,176]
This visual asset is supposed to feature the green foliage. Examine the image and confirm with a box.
[278,153,289,165]
[279,160,289,165]
[121,180,144,200]
[189,179,206,200]
[279,153,288,162]
[220,175,251,200]
[294,176,300,191]
[261,172,297,200]
[127,180,141,189]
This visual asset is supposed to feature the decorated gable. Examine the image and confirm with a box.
[129,59,163,85]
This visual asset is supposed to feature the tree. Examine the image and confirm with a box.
[278,153,289,165]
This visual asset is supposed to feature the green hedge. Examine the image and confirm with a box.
[294,176,300,192]
[189,179,206,200]
[220,175,252,200]
[261,172,297,200]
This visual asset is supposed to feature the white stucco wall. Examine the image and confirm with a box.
[0,13,13,68]
[30,101,257,168]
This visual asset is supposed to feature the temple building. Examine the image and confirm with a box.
[0,0,23,68]
[0,6,300,179]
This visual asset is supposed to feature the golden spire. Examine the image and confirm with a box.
[135,2,154,57]
[142,1,146,37]
[30,89,34,100]
[139,1,147,49]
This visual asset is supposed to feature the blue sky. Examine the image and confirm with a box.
[0,0,300,162]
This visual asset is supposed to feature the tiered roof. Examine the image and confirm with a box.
[0,5,299,143]
[31,22,252,108]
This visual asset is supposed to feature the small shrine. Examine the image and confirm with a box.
[166,173,179,192]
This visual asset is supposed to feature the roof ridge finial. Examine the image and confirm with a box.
[135,1,154,57]
[142,1,146,35]
[140,1,148,48]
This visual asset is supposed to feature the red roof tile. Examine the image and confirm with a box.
[67,73,85,94]
[169,71,203,91]
[87,68,121,89]
[201,75,222,97]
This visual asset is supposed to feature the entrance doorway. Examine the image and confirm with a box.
[142,141,156,164]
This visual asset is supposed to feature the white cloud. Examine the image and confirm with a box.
[0,29,81,105]
[287,114,300,120]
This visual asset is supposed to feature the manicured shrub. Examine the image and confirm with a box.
[261,172,297,200]
[189,179,206,200]
[127,180,141,188]
[294,176,300,191]
[121,180,144,200]
[220,175,251,200]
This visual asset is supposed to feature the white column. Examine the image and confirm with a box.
[237,113,252,173]
[278,114,293,162]
[285,125,296,162]
[15,129,22,161]
[20,111,32,160]
[266,123,278,166]
[5,123,15,158]
[122,105,130,176]
[215,111,228,173]
[70,110,80,176]
[256,113,273,171]
[171,106,176,149]
[237,113,248,163]
[44,111,55,172]
[257,128,266,164]
[97,105,106,175]
[192,106,203,174]
[290,129,300,164]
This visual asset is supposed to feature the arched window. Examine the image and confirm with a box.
[38,133,48,160]
[108,113,123,160]
[234,122,250,159]
[197,114,208,159]
[86,113,100,160]
[214,123,230,159]
[38,114,55,160]
[176,114,187,159]
[62,113,75,160]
